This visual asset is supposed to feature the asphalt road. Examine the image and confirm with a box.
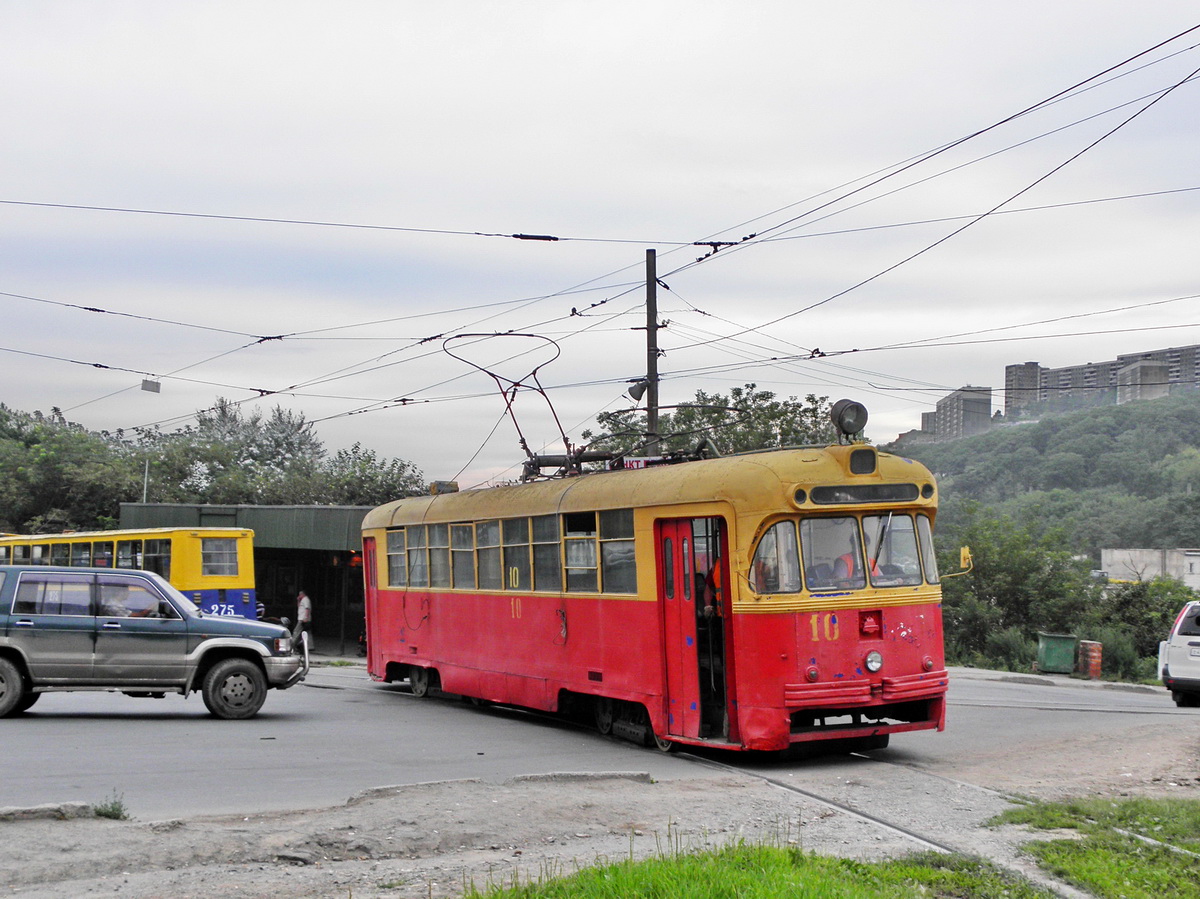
[0,664,1183,821]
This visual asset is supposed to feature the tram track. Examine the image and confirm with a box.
[672,746,1095,897]
[680,749,963,854]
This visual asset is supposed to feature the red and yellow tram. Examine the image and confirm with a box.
[361,439,947,752]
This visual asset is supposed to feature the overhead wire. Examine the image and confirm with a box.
[8,24,1199,462]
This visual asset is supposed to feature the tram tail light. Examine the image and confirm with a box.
[859,610,882,637]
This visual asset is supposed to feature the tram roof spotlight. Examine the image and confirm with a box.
[627,380,649,403]
[831,399,869,439]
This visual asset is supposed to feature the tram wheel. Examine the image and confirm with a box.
[594,697,615,735]
[409,666,431,698]
[653,733,676,753]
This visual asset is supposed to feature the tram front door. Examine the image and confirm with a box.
[657,517,728,740]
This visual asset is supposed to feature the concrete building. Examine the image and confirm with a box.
[1117,360,1171,405]
[933,386,992,441]
[1005,343,1200,417]
[1100,547,1200,591]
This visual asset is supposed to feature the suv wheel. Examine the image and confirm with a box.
[202,658,268,719]
[0,657,29,718]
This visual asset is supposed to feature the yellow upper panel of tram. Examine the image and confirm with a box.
[362,445,937,530]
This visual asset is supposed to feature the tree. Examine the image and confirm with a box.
[1086,577,1195,659]
[0,400,426,530]
[582,384,836,456]
[318,443,425,505]
[0,405,139,532]
[938,503,1102,658]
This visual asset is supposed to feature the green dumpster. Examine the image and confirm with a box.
[1036,632,1077,674]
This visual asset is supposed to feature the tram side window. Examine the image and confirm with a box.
[143,540,172,579]
[0,546,9,564]
[116,540,143,570]
[12,545,29,564]
[51,543,70,566]
[501,518,531,591]
[532,514,562,592]
[70,542,92,567]
[751,521,802,594]
[563,512,598,592]
[407,526,429,587]
[800,517,865,590]
[93,541,115,569]
[428,524,450,588]
[386,529,407,587]
[200,538,238,576]
[451,524,476,588]
[599,509,636,594]
[477,520,502,590]
[917,515,940,584]
[31,544,50,565]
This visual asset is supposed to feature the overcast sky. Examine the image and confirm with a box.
[3,3,1199,487]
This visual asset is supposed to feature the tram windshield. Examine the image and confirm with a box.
[750,513,937,594]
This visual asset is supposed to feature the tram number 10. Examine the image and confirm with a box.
[510,596,523,619]
[809,612,840,642]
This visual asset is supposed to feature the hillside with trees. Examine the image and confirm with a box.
[893,390,1200,559]
[891,391,1200,678]
[0,399,425,533]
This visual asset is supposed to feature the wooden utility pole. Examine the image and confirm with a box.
[645,249,660,456]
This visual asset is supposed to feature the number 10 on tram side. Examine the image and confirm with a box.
[361,416,948,752]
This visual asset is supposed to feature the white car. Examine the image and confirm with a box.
[1159,600,1200,708]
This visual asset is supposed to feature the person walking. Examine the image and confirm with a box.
[294,589,313,651]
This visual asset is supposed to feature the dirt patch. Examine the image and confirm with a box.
[3,719,1198,897]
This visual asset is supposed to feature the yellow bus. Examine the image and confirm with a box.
[0,528,258,618]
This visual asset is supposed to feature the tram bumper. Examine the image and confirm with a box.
[777,668,949,746]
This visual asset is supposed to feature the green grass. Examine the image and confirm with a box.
[459,845,1056,898]
[992,798,1200,899]
[92,790,129,820]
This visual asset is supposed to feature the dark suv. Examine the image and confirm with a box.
[0,565,308,719]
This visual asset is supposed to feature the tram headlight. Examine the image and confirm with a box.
[865,650,884,673]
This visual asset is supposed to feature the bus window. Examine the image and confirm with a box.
[751,521,802,594]
[800,517,865,590]
[93,541,114,568]
[143,539,171,579]
[70,543,92,567]
[116,540,142,569]
[477,520,502,590]
[200,538,238,576]
[50,543,70,566]
[917,515,940,584]
[31,544,50,565]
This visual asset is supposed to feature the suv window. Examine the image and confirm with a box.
[98,576,179,619]
[13,573,93,616]
[1179,604,1200,637]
